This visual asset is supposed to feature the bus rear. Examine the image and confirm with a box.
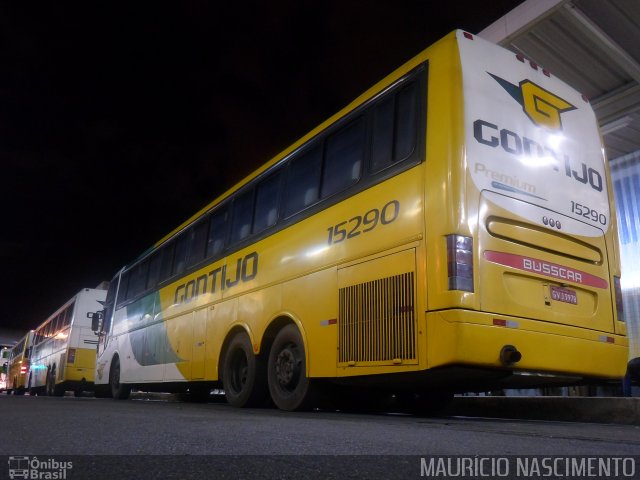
[426,31,627,389]
[5,331,34,395]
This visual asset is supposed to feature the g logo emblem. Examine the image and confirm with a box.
[489,73,576,130]
[520,80,575,130]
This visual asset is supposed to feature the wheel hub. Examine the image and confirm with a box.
[275,348,297,387]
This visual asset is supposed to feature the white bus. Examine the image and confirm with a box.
[29,288,107,396]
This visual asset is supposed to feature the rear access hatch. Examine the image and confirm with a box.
[479,190,614,333]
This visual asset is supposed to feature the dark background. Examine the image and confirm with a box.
[1,1,522,332]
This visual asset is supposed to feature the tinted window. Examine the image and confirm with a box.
[103,279,118,334]
[207,207,228,258]
[173,235,188,276]
[284,144,322,217]
[253,172,281,233]
[371,96,395,172]
[187,220,209,267]
[61,304,74,328]
[147,252,161,289]
[49,315,59,335]
[159,243,175,282]
[321,117,365,198]
[394,82,419,161]
[118,271,130,304]
[128,261,148,299]
[230,190,254,243]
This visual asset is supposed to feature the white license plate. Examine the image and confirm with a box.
[550,285,578,305]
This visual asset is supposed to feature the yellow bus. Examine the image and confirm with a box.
[6,331,34,395]
[1,346,11,391]
[29,288,107,396]
[92,30,627,410]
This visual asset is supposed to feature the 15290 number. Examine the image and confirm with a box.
[570,201,607,225]
[327,200,400,245]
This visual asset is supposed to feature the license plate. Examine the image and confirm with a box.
[550,285,578,305]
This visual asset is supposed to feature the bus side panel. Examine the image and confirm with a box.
[281,268,338,378]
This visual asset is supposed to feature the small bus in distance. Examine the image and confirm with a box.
[1,347,11,391]
[92,30,627,411]
[29,287,107,396]
[5,331,34,395]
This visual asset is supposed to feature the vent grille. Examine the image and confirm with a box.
[339,272,416,365]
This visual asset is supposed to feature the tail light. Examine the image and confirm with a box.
[68,348,76,364]
[614,276,624,322]
[446,234,474,292]
[20,365,27,375]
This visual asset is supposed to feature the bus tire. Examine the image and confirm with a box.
[45,368,54,396]
[48,366,64,397]
[267,324,315,411]
[222,333,268,408]
[110,357,131,400]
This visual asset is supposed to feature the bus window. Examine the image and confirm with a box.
[206,207,228,258]
[253,171,282,233]
[61,304,73,328]
[394,82,419,161]
[371,95,395,172]
[173,234,189,276]
[284,144,322,217]
[117,270,130,305]
[321,117,365,198]
[147,252,161,290]
[159,242,175,283]
[128,261,148,299]
[186,219,209,268]
[230,189,255,244]
[370,81,419,173]
[51,315,60,337]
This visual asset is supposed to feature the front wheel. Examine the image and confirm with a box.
[109,357,131,400]
[268,324,315,411]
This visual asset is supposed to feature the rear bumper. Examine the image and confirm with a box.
[426,309,628,381]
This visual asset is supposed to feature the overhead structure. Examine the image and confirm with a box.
[480,0,640,162]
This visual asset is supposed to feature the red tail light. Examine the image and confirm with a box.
[20,365,27,375]
[614,276,624,322]
[446,234,474,292]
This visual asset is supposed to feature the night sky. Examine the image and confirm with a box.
[2,1,522,333]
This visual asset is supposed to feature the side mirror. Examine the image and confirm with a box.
[87,311,104,333]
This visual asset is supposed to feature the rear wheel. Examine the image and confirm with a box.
[47,366,65,397]
[222,333,268,407]
[109,357,131,400]
[268,324,315,411]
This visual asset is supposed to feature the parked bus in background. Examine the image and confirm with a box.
[5,331,34,395]
[91,30,627,411]
[1,346,11,391]
[29,287,107,396]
